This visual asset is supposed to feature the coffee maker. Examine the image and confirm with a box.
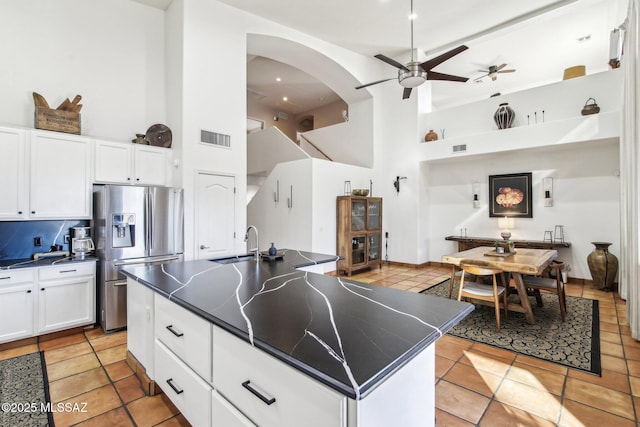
[71,226,95,258]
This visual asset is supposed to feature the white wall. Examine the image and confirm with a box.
[248,127,309,175]
[0,0,166,141]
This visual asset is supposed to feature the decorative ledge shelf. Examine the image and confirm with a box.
[418,111,620,163]
[445,235,571,251]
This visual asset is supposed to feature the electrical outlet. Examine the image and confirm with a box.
[64,235,70,244]
[34,236,42,246]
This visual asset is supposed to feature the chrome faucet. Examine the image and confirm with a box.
[244,225,260,260]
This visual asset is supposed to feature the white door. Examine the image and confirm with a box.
[196,173,236,260]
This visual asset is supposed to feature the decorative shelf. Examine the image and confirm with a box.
[445,235,571,252]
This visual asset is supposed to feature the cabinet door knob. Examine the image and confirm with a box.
[136,178,140,181]
[40,288,45,291]
[127,177,131,181]
[32,211,36,214]
[26,290,32,293]
[18,211,22,214]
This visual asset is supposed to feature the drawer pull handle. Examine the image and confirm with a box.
[59,269,77,273]
[166,378,184,395]
[166,325,184,337]
[242,380,276,405]
[0,277,10,280]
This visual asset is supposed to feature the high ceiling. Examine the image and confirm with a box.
[135,0,626,111]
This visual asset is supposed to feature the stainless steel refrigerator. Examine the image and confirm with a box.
[93,185,184,332]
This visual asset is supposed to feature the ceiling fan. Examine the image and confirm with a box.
[355,0,469,99]
[474,64,516,82]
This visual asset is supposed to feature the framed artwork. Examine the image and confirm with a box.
[489,172,533,218]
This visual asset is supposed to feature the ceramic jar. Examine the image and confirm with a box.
[424,130,438,141]
[587,242,618,291]
[494,103,515,129]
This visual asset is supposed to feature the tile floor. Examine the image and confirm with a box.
[0,263,637,426]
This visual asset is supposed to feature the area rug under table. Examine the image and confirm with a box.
[421,280,601,375]
[0,351,54,426]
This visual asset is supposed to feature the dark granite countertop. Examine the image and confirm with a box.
[122,249,473,400]
[0,256,97,270]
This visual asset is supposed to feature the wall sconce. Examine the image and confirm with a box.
[498,216,514,240]
[472,182,480,208]
[543,177,553,207]
[273,115,279,122]
[393,176,407,194]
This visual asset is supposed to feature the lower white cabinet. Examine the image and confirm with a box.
[127,277,155,378]
[212,326,347,427]
[155,339,212,427]
[0,269,35,343]
[212,390,256,427]
[37,262,96,334]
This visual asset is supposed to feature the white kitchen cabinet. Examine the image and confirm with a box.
[127,277,156,378]
[155,340,212,427]
[155,295,212,382]
[0,269,35,343]
[212,390,256,427]
[94,139,172,186]
[37,262,96,334]
[30,130,93,219]
[212,325,347,427]
[0,127,27,219]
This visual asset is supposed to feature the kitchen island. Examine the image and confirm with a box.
[122,249,472,427]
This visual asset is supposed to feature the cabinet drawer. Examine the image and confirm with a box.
[0,269,34,286]
[212,390,256,427]
[155,340,212,427]
[212,326,347,427]
[38,262,95,280]
[155,295,212,382]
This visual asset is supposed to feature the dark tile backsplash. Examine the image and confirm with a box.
[0,220,90,260]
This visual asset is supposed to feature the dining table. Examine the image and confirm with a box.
[442,246,558,324]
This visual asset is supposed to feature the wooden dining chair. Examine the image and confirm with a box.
[522,261,566,321]
[457,263,508,331]
[448,265,476,298]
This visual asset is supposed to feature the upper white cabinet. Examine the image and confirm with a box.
[94,139,172,186]
[0,126,27,219]
[30,130,93,219]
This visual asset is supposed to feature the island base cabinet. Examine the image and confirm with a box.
[212,390,256,427]
[155,340,212,427]
[347,345,435,427]
[212,326,347,427]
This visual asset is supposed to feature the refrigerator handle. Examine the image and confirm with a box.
[148,189,154,250]
[144,190,150,251]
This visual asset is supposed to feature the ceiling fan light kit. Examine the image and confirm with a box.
[355,0,469,99]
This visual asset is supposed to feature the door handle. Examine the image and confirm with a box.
[200,245,210,250]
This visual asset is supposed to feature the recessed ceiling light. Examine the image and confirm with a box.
[577,34,591,43]
[283,96,288,102]
[276,77,281,82]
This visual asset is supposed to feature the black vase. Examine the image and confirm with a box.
[494,103,515,129]
[268,243,277,256]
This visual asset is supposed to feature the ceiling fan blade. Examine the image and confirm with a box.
[427,71,468,82]
[498,69,516,73]
[355,78,396,90]
[374,54,409,71]
[495,63,508,71]
[420,45,468,71]
[402,87,412,99]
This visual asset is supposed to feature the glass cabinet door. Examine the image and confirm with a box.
[368,234,380,262]
[351,200,366,231]
[351,236,366,265]
[367,200,381,230]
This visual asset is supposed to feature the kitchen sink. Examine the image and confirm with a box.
[209,254,256,264]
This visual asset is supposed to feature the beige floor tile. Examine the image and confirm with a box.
[83,326,106,340]
[624,345,640,361]
[49,367,110,402]
[443,362,503,397]
[514,354,568,375]
[629,375,640,397]
[104,360,135,382]
[601,354,629,374]
[564,377,634,420]
[44,341,93,365]
[52,384,121,426]
[479,400,555,427]
[127,394,180,427]
[435,338,469,361]
[628,359,640,377]
[600,330,623,345]
[74,407,135,427]
[435,355,455,379]
[506,362,565,395]
[96,343,127,365]
[459,348,513,378]
[88,330,127,352]
[47,352,101,381]
[471,343,517,362]
[494,379,561,422]
[39,332,87,351]
[0,344,38,361]
[434,408,475,426]
[568,368,630,394]
[115,375,145,403]
[435,380,490,425]
[559,398,636,427]
[600,340,625,358]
